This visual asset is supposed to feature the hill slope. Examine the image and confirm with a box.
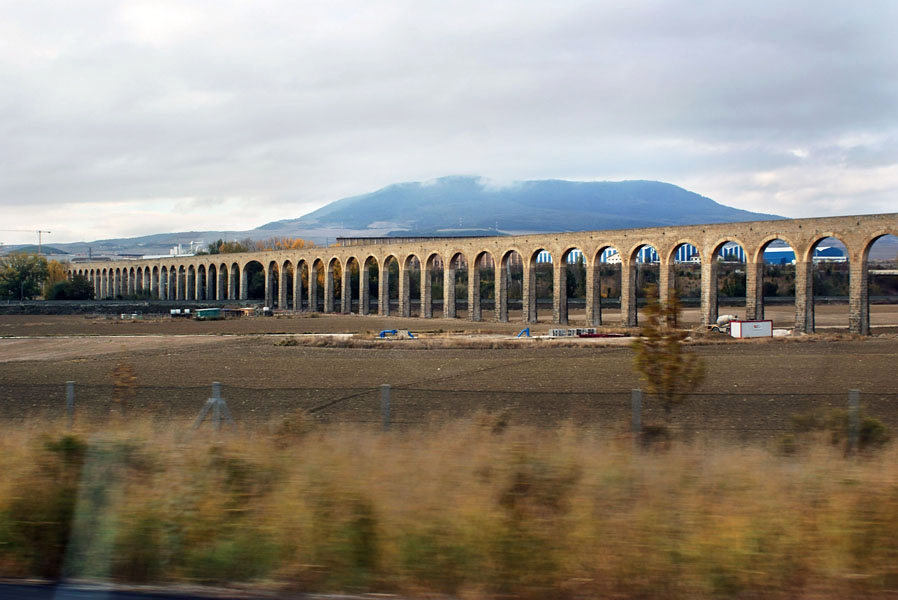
[0,245,69,255]
[261,176,781,235]
[26,177,792,256]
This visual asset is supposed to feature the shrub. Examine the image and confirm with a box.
[46,275,94,300]
[826,410,891,451]
[632,285,705,422]
[4,422,898,597]
[789,408,891,452]
[183,530,280,583]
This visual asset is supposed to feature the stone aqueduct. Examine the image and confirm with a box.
[68,213,897,334]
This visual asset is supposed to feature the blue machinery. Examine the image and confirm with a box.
[379,329,415,339]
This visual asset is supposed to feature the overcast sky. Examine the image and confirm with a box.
[2,0,896,244]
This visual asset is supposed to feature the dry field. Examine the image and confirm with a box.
[7,421,898,598]
[1,304,897,438]
[2,303,897,337]
[2,308,898,597]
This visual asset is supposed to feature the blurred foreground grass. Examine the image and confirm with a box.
[1,418,898,599]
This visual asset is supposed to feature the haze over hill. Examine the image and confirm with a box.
[262,176,781,237]
[11,175,864,257]
[3,245,69,255]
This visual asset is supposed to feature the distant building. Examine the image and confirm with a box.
[674,244,699,263]
[167,241,204,257]
[635,246,659,263]
[535,247,624,264]
[718,242,745,262]
[763,247,795,264]
[761,245,845,265]
[812,246,847,263]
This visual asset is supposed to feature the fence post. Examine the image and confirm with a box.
[193,381,235,431]
[631,389,642,435]
[66,381,75,429]
[849,389,860,453]
[212,382,223,431]
[380,384,391,432]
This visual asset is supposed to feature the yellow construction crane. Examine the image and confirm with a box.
[0,229,52,255]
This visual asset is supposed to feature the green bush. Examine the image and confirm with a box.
[789,409,891,452]
[826,410,891,451]
[399,524,476,594]
[184,529,279,583]
[112,513,167,582]
[46,275,94,300]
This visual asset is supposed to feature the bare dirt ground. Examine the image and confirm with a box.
[2,303,896,338]
[1,306,896,439]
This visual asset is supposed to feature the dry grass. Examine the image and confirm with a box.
[273,330,636,350]
[685,327,896,346]
[2,419,898,598]
[274,329,898,350]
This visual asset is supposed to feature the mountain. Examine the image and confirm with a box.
[3,231,246,259]
[261,176,782,235]
[26,177,793,257]
[0,245,69,256]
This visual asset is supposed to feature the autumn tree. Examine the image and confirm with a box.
[304,262,342,296]
[631,284,705,421]
[0,253,49,300]
[43,260,68,295]
[203,237,315,254]
[255,237,315,251]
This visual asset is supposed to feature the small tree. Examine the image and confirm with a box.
[631,284,705,421]
[44,260,68,292]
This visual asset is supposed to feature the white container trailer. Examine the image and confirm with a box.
[730,320,773,338]
[548,328,597,337]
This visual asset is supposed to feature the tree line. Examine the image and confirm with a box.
[198,237,315,255]
[0,253,91,300]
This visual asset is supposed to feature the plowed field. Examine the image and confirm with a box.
[1,306,896,439]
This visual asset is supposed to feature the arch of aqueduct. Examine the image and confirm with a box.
[68,213,898,335]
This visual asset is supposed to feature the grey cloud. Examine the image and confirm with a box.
[1,0,896,242]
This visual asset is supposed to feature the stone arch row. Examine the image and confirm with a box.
[73,262,243,304]
[68,220,898,335]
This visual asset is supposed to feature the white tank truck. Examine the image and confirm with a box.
[713,314,739,333]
